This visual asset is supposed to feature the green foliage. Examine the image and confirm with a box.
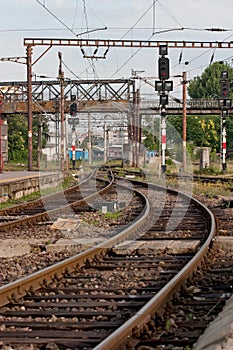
[226,116,233,152]
[188,61,233,98]
[7,114,28,161]
[7,113,49,162]
[194,165,221,175]
[142,116,160,151]
[167,115,220,151]
[103,211,122,220]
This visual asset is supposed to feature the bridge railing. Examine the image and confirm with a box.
[141,98,224,109]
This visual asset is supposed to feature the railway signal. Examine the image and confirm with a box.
[155,45,173,174]
[158,57,170,81]
[160,94,168,106]
[221,80,229,98]
[70,102,77,116]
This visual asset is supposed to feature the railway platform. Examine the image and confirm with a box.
[0,171,42,183]
[0,170,62,202]
[193,294,233,350]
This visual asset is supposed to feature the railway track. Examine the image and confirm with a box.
[0,175,220,349]
[0,168,114,231]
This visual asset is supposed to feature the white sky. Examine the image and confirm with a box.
[1,0,233,98]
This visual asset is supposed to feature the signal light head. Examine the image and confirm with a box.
[160,93,168,106]
[221,71,228,80]
[158,57,170,81]
[70,102,77,116]
[220,80,229,99]
[159,45,168,56]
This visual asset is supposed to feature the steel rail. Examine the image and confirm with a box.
[0,182,149,308]
[93,183,216,350]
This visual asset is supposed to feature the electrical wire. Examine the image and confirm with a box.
[157,0,183,27]
[110,33,156,78]
[121,0,158,39]
[62,59,81,80]
[71,0,79,32]
[35,0,78,37]
[84,2,107,29]
[110,1,160,78]
[82,0,89,33]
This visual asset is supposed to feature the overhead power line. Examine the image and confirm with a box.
[35,0,107,37]
[35,0,78,37]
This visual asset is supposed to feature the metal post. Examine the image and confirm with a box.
[135,89,140,166]
[26,45,33,171]
[161,108,166,173]
[36,114,42,169]
[221,109,227,173]
[58,52,65,174]
[182,71,187,172]
[88,112,92,165]
[71,125,76,170]
[104,119,108,164]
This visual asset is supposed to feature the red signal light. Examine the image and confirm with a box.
[158,57,169,81]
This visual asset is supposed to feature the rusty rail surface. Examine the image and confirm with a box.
[94,181,216,350]
[0,178,216,349]
[0,181,149,307]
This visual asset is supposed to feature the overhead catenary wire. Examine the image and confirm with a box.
[71,0,79,32]
[34,0,107,37]
[33,1,233,89]
[35,0,78,37]
[34,0,105,82]
[111,1,160,78]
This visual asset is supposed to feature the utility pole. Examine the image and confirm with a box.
[182,71,187,172]
[36,114,42,169]
[104,121,108,164]
[135,89,141,166]
[58,52,65,174]
[88,112,92,165]
[27,45,33,171]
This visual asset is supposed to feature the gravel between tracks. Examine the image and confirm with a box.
[0,199,141,285]
[0,192,226,286]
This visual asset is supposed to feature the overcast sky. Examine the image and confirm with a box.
[1,0,233,97]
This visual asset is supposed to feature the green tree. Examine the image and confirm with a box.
[8,114,28,161]
[7,114,49,163]
[167,115,220,152]
[188,61,233,98]
[142,116,160,151]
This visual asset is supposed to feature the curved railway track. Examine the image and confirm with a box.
[0,168,114,232]
[0,175,220,350]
